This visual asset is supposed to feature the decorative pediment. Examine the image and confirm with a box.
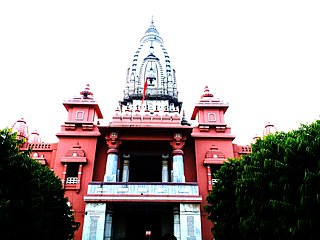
[60,142,87,163]
[204,145,226,164]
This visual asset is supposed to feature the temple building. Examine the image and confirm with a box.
[12,20,273,240]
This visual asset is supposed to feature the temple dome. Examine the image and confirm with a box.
[12,118,29,139]
[28,130,41,143]
[263,122,277,136]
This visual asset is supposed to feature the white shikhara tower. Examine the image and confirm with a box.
[121,18,182,113]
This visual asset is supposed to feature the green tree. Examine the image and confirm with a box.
[205,159,243,239]
[206,120,320,239]
[0,128,79,240]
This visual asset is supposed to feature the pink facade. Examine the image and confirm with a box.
[14,20,253,240]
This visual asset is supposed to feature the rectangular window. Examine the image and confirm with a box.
[210,164,221,184]
[66,163,79,184]
[208,113,216,122]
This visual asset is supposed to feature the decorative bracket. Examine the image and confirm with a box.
[106,131,121,149]
[170,132,186,150]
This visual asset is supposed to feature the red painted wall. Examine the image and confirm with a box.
[20,86,252,240]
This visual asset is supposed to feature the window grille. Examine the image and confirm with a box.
[66,177,78,184]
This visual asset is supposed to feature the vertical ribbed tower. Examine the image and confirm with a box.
[120,18,182,113]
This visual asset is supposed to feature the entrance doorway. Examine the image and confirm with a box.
[125,210,162,240]
[112,203,174,240]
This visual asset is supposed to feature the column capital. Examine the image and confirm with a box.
[170,140,185,150]
[107,148,119,154]
[162,153,169,159]
[172,149,184,156]
[123,159,130,165]
[106,140,121,149]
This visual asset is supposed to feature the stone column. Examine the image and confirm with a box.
[104,207,113,240]
[61,163,67,188]
[172,149,185,183]
[76,163,83,190]
[104,149,119,182]
[179,203,202,240]
[162,154,169,182]
[173,205,181,240]
[82,203,107,240]
[121,154,130,182]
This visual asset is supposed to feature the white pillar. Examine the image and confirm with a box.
[162,154,169,182]
[104,149,118,182]
[173,205,181,240]
[179,203,202,240]
[121,154,130,182]
[82,203,106,240]
[172,149,185,183]
[104,207,113,240]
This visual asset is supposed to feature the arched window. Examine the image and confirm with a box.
[76,111,84,120]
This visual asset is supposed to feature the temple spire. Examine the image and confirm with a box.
[121,19,182,114]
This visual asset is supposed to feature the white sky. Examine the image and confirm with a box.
[0,0,319,145]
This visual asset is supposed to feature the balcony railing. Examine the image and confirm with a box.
[84,182,202,203]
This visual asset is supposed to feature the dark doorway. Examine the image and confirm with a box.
[129,154,162,182]
[125,210,162,240]
[112,203,174,240]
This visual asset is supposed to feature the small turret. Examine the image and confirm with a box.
[263,122,277,136]
[252,133,260,144]
[28,130,41,143]
[12,118,29,140]
[252,122,277,143]
[62,83,103,124]
[191,86,229,130]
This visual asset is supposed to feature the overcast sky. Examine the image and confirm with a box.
[0,0,319,145]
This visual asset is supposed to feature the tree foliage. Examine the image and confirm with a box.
[205,159,243,239]
[206,120,320,239]
[0,128,79,240]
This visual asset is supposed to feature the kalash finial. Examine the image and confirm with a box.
[80,84,93,99]
[201,86,214,98]
[181,110,191,126]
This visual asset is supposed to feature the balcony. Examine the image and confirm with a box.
[84,182,202,203]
